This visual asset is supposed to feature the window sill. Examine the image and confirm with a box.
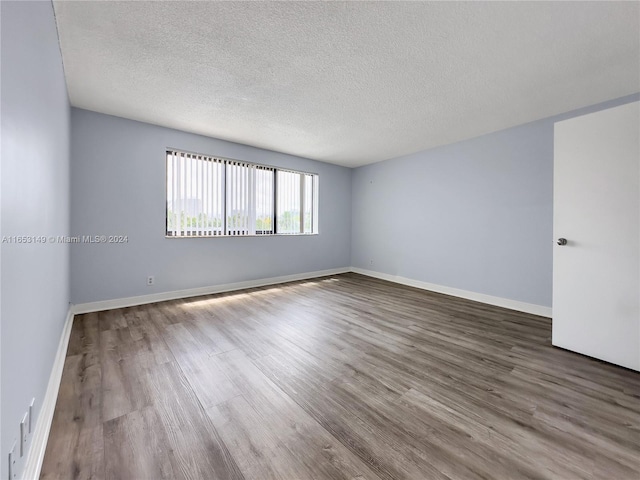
[165,233,319,239]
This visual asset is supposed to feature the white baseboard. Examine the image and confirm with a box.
[21,265,549,478]
[350,267,552,318]
[21,267,349,478]
[22,307,75,480]
[72,267,351,314]
[72,264,550,318]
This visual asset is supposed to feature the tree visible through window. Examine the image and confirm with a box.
[166,150,318,237]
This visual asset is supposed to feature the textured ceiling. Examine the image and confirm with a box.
[53,1,640,167]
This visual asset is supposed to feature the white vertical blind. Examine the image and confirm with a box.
[167,150,315,237]
[303,174,313,233]
[224,161,258,236]
[255,166,274,234]
[213,160,223,234]
[166,151,224,237]
[276,170,303,234]
[312,174,319,233]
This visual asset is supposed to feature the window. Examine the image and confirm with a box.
[166,150,318,237]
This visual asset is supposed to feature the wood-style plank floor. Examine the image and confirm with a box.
[41,273,640,480]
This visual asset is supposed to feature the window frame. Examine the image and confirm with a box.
[165,149,319,238]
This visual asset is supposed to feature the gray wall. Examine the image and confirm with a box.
[70,109,352,304]
[351,94,640,309]
[1,1,71,477]
[0,6,636,476]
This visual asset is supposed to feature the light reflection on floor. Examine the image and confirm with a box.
[180,276,340,309]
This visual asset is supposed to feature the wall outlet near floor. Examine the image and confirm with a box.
[370,260,374,265]
[20,413,28,457]
[147,275,155,286]
[8,441,16,479]
[29,398,35,433]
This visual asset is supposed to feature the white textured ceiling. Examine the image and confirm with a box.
[53,1,639,167]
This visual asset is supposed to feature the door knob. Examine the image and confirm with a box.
[557,238,567,246]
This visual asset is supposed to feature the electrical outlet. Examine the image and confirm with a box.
[20,413,28,457]
[29,399,35,433]
[8,441,16,479]
[147,275,155,286]
[370,259,374,265]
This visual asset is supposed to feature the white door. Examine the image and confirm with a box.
[553,101,639,371]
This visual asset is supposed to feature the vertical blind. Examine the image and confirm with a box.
[166,151,225,237]
[166,150,316,237]
[276,170,301,234]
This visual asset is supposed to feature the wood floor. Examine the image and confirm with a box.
[41,273,640,480]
